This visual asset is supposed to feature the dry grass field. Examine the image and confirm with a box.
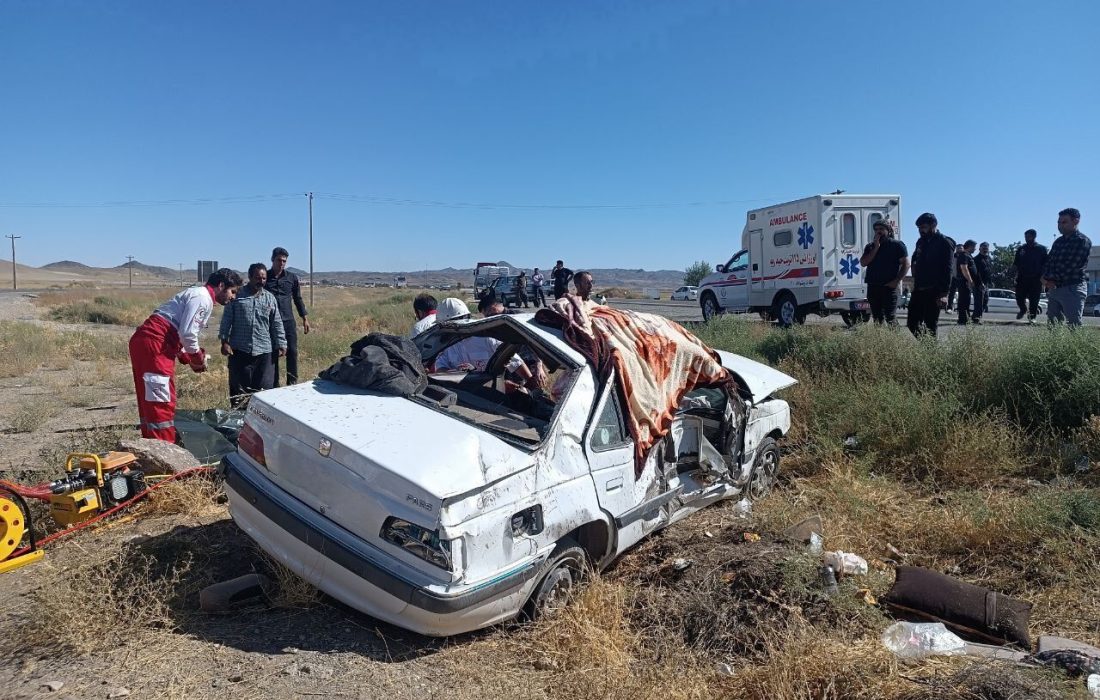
[0,286,1097,699]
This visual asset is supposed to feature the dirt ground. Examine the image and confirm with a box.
[0,292,1090,700]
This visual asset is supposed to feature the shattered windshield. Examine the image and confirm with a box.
[416,320,579,446]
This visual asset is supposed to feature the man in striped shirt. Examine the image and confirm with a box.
[220,263,287,406]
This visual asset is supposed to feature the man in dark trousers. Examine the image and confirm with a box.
[1043,207,1091,327]
[859,220,909,325]
[1013,229,1048,321]
[955,240,979,325]
[947,243,963,311]
[551,260,573,300]
[516,270,530,308]
[265,246,310,386]
[220,263,286,407]
[907,213,954,338]
[972,241,993,323]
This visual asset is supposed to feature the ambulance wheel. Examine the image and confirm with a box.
[772,293,799,328]
[748,438,780,501]
[701,293,723,322]
[523,541,587,620]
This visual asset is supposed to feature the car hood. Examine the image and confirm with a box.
[714,350,797,400]
[257,381,535,500]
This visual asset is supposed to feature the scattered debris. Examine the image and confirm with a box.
[41,681,64,692]
[822,551,868,577]
[107,688,131,699]
[228,674,244,683]
[732,498,752,516]
[1039,635,1100,657]
[671,558,693,572]
[281,662,300,676]
[743,532,761,543]
[818,564,839,596]
[962,641,1029,662]
[199,573,272,613]
[1088,673,1100,698]
[704,530,714,538]
[117,437,201,475]
[714,662,735,677]
[843,434,859,449]
[882,566,1032,648]
[1026,649,1100,678]
[881,622,966,660]
[783,514,823,544]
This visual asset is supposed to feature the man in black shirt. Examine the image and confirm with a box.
[1013,229,1048,321]
[265,246,310,386]
[955,240,978,325]
[972,242,993,323]
[550,260,573,300]
[947,244,963,311]
[907,213,954,338]
[859,220,909,325]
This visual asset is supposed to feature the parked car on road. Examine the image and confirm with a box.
[1085,294,1100,317]
[986,288,1046,314]
[222,313,795,637]
[485,275,524,307]
[671,286,699,301]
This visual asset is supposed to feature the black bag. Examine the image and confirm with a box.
[882,566,1032,649]
[319,333,427,397]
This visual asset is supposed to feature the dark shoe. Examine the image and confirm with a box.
[972,319,983,325]
[1016,311,1025,319]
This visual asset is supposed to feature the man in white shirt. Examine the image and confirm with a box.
[128,268,242,442]
[431,299,539,389]
[409,293,438,337]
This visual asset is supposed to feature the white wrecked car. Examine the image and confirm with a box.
[222,312,794,636]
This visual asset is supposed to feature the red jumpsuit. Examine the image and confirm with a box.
[128,285,215,442]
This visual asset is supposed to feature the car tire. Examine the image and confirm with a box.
[747,437,780,501]
[523,541,587,621]
[772,293,799,328]
[700,293,722,322]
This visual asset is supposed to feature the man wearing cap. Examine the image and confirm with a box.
[907,213,954,338]
[1043,207,1091,326]
[859,220,909,325]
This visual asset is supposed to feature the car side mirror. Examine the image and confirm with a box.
[716,264,725,273]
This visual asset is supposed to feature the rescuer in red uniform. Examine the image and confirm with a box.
[128,268,242,442]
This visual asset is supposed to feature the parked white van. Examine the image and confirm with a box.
[698,194,902,326]
[222,313,794,636]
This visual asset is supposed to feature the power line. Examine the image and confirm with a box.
[126,255,134,288]
[0,191,780,211]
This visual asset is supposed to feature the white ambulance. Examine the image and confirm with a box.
[698,194,901,326]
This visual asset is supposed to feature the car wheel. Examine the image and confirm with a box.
[747,437,780,501]
[701,293,722,322]
[772,293,798,328]
[523,541,587,620]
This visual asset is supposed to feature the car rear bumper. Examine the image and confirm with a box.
[222,453,544,636]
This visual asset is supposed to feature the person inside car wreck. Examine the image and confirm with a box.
[430,298,542,391]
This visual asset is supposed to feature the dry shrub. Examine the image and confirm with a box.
[255,548,322,608]
[8,397,61,433]
[140,473,226,519]
[528,576,637,672]
[8,547,193,655]
[932,413,1023,487]
[895,661,1075,700]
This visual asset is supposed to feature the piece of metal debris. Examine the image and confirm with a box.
[672,558,693,571]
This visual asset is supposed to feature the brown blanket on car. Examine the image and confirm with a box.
[536,295,733,476]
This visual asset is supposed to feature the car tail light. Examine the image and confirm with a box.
[239,423,266,466]
[380,517,454,570]
[825,290,844,299]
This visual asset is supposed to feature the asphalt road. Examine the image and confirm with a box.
[608,297,1100,335]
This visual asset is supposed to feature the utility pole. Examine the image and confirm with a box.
[5,235,21,290]
[126,255,135,288]
[178,263,183,287]
[307,191,314,306]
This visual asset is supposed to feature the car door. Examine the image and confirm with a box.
[584,374,669,555]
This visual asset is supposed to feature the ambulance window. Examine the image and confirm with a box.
[869,213,883,229]
[841,214,857,247]
[773,230,792,247]
[728,250,748,271]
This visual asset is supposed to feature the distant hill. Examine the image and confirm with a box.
[42,260,94,271]
[115,260,180,280]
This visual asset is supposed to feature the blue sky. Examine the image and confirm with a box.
[2,1,1097,273]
